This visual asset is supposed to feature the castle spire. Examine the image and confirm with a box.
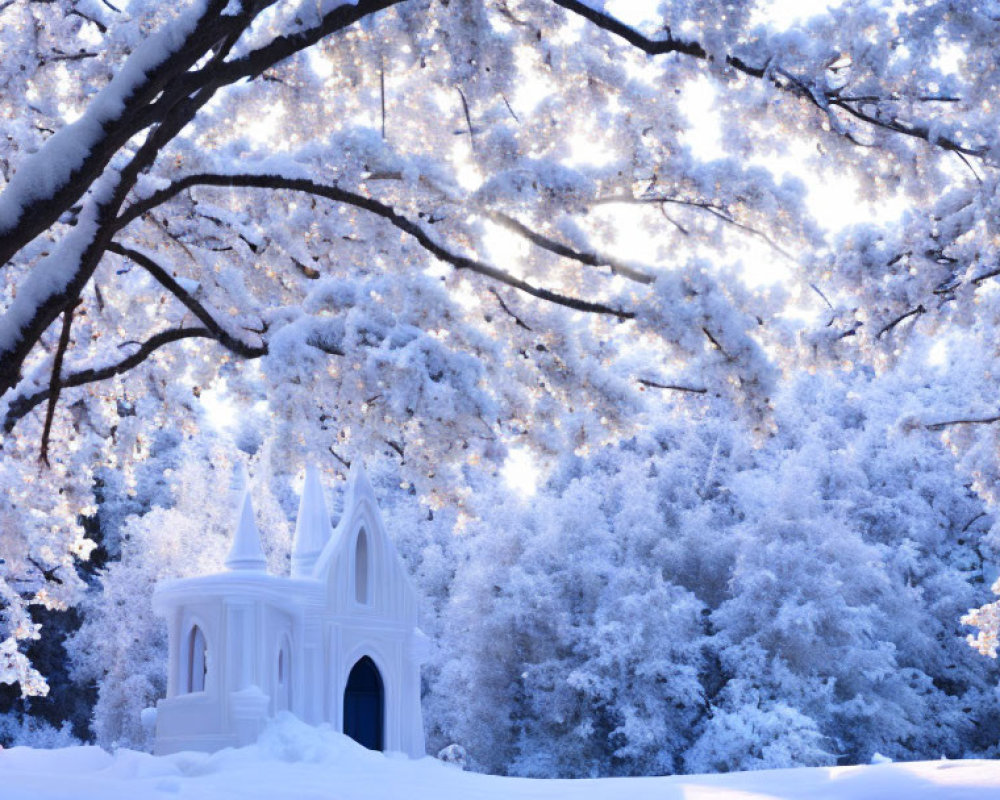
[344,458,373,510]
[226,467,267,572]
[292,463,331,578]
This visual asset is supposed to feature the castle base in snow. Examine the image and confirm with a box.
[152,463,428,757]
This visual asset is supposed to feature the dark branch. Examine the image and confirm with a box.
[926,414,1000,431]
[457,86,475,150]
[0,0,259,266]
[597,195,794,260]
[550,0,714,60]
[385,439,405,459]
[117,173,635,319]
[107,242,267,358]
[357,171,653,284]
[0,0,408,273]
[972,267,1000,284]
[637,378,707,394]
[702,326,731,359]
[486,211,655,284]
[489,288,534,331]
[4,327,216,432]
[501,93,520,123]
[962,512,989,534]
[552,0,987,159]
[202,0,404,85]
[40,299,80,466]
[329,447,352,469]
[810,283,834,310]
[877,304,925,339]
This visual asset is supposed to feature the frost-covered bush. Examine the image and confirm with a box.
[0,715,79,749]
[429,422,743,776]
[685,695,833,773]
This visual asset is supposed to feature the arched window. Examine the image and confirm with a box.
[276,635,292,712]
[355,527,369,604]
[185,625,207,693]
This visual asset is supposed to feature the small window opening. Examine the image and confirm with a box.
[186,625,207,693]
[277,635,292,711]
[355,528,369,604]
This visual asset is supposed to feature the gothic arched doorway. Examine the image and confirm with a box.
[343,656,384,751]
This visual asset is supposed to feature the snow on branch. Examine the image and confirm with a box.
[0,0,408,272]
[551,0,988,160]
[0,0,253,266]
[200,0,406,85]
[348,170,655,284]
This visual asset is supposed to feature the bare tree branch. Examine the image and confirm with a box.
[926,414,1000,431]
[486,211,655,284]
[356,171,655,284]
[877,304,925,339]
[501,93,520,123]
[702,326,732,359]
[596,195,795,261]
[550,0,723,61]
[457,86,476,150]
[972,267,1000,284]
[489,288,534,331]
[637,378,708,394]
[198,0,404,86]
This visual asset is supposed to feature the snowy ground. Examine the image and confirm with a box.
[3,716,999,800]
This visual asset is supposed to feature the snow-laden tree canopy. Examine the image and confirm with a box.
[3,0,1000,696]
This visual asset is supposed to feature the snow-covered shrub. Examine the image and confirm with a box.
[0,714,79,749]
[685,694,832,773]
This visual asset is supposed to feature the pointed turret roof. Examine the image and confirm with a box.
[292,463,331,577]
[344,459,374,510]
[226,467,267,572]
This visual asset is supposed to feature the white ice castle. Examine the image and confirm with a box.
[152,462,428,756]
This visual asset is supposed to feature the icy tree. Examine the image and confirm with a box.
[427,370,1000,775]
[964,586,1000,659]
[690,370,1000,770]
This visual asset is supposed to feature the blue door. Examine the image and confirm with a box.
[343,656,384,751]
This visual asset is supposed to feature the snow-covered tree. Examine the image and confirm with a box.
[427,371,1000,775]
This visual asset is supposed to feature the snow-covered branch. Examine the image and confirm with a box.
[551,0,988,160]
